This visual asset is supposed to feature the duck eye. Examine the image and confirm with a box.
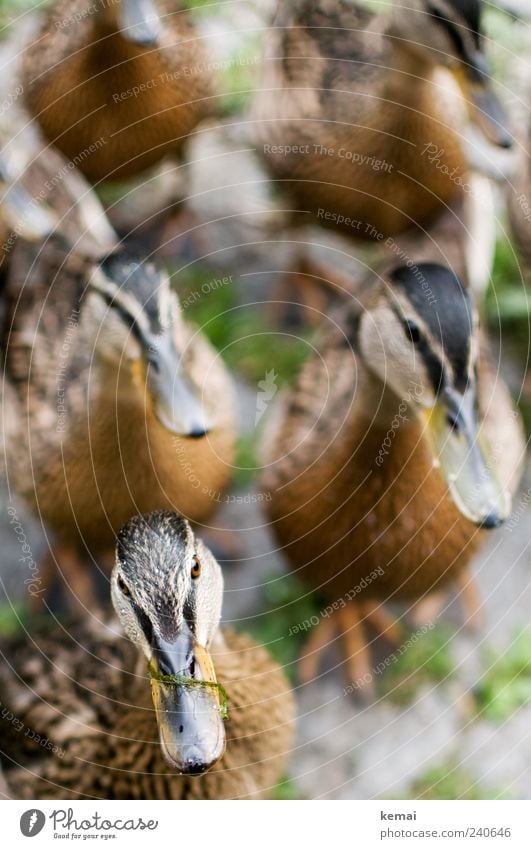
[117,575,131,596]
[404,320,421,345]
[446,412,460,432]
[191,557,201,579]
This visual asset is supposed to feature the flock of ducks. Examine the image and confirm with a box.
[0,0,529,799]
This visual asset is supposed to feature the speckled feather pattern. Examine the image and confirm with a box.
[0,625,294,800]
[253,1,467,237]
[1,242,236,552]
[22,0,216,182]
[261,300,524,603]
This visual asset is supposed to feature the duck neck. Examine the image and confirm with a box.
[383,34,437,109]
[96,0,123,35]
[359,366,420,431]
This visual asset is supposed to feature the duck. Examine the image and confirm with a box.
[253,0,512,241]
[1,184,236,607]
[0,160,54,284]
[0,511,295,799]
[0,140,118,270]
[261,258,525,692]
[21,0,216,185]
[0,152,57,264]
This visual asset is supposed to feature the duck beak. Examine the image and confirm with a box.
[119,0,161,45]
[146,331,212,438]
[422,384,511,528]
[0,179,57,241]
[455,55,512,149]
[149,624,226,775]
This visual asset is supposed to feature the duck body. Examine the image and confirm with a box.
[263,336,517,603]
[22,0,215,183]
[0,625,292,799]
[1,243,235,555]
[253,0,511,241]
[262,264,524,608]
[0,512,295,799]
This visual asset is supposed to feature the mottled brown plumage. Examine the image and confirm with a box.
[0,144,116,284]
[0,626,293,799]
[22,0,216,183]
[253,0,510,240]
[261,260,524,682]
[1,236,236,563]
[0,511,294,799]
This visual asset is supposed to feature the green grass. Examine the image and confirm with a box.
[486,238,531,432]
[487,238,530,324]
[174,265,314,386]
[0,0,50,33]
[0,602,26,638]
[474,628,531,722]
[403,760,509,801]
[273,775,302,800]
[377,624,455,706]
[242,572,322,678]
[232,431,261,488]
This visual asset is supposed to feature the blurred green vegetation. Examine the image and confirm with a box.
[474,628,531,722]
[487,239,530,326]
[175,266,313,386]
[273,775,302,800]
[376,623,455,705]
[0,0,49,33]
[0,602,25,637]
[232,431,260,488]
[173,264,314,488]
[404,760,508,801]
[241,571,321,680]
[487,238,531,433]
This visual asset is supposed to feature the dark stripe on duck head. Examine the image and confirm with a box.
[427,0,482,54]
[99,249,166,336]
[390,263,473,394]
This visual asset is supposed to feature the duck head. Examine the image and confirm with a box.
[112,511,226,775]
[86,251,212,438]
[358,261,511,528]
[390,0,512,148]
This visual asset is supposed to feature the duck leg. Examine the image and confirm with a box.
[58,545,101,615]
[339,604,376,698]
[0,767,10,800]
[455,567,484,633]
[409,590,449,630]
[410,568,484,633]
[271,251,356,327]
[298,600,404,698]
[29,543,100,616]
[27,546,56,614]
[298,614,338,685]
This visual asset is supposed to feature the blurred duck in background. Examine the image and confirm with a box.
[0,145,117,273]
[0,153,57,258]
[0,172,236,610]
[0,512,294,799]
[254,0,512,235]
[21,0,216,185]
[261,257,524,693]
[251,0,514,311]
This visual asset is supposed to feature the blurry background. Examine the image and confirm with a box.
[1,0,531,800]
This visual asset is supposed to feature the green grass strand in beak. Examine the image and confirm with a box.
[148,663,229,719]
